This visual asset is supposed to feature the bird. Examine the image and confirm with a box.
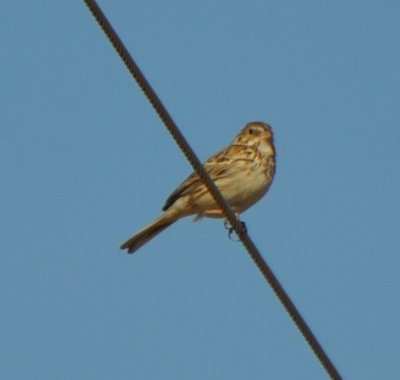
[120,121,276,254]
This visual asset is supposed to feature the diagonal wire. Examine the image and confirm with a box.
[83,1,342,379]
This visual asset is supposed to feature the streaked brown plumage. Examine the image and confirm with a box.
[120,121,276,253]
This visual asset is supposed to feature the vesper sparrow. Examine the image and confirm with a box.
[120,121,276,253]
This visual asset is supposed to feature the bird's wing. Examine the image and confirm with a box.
[162,144,251,211]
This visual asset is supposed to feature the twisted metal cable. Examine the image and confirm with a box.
[83,1,342,379]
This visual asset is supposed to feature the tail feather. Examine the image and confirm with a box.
[120,213,177,254]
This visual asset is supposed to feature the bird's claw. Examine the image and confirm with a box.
[224,220,247,241]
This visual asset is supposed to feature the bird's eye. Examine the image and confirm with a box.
[248,128,254,135]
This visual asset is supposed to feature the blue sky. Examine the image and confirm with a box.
[2,1,400,379]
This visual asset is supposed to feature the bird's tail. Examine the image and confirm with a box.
[120,212,179,254]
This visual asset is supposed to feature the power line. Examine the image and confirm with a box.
[83,1,342,379]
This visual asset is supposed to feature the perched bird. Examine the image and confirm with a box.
[120,121,276,254]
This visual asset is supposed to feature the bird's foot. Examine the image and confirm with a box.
[224,219,247,241]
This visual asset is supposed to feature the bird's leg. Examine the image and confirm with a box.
[224,213,247,241]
